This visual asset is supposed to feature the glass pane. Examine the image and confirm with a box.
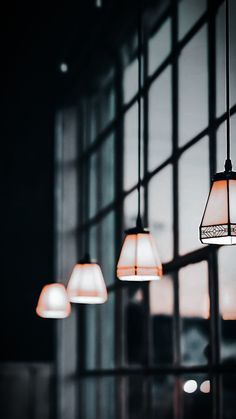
[79,377,115,419]
[100,86,115,131]
[101,134,115,208]
[100,292,115,369]
[216,0,236,117]
[127,376,148,418]
[85,305,97,369]
[80,99,88,152]
[62,166,78,232]
[149,274,174,364]
[222,374,236,419]
[181,373,212,419]
[122,375,175,419]
[89,153,98,219]
[124,287,146,365]
[148,67,172,171]
[61,107,78,163]
[55,167,78,275]
[123,59,138,104]
[179,26,208,146]
[148,18,171,75]
[179,137,209,255]
[123,188,144,230]
[124,103,144,191]
[100,212,115,285]
[217,116,236,172]
[89,224,98,260]
[81,161,89,225]
[98,377,115,419]
[178,0,207,40]
[79,378,97,419]
[56,366,78,419]
[179,262,210,365]
[149,165,173,263]
[150,375,175,418]
[88,96,99,144]
[60,233,77,279]
[218,247,236,363]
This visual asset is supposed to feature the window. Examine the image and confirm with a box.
[148,18,171,75]
[148,67,172,170]
[178,26,208,146]
[179,137,209,255]
[55,1,236,418]
[149,165,173,262]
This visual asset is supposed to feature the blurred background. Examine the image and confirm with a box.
[0,0,236,418]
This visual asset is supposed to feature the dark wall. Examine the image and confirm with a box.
[0,0,152,363]
[0,6,55,362]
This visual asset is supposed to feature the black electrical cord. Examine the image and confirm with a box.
[225,0,232,171]
[137,2,142,227]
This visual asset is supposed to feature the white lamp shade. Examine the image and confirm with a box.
[67,263,108,304]
[200,175,236,245]
[36,283,71,319]
[117,232,162,281]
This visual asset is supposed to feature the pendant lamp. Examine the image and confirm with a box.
[117,218,162,281]
[67,253,108,304]
[116,7,162,281]
[200,0,236,245]
[36,283,71,319]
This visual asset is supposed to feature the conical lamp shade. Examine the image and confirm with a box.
[117,228,162,281]
[200,171,236,244]
[67,258,107,304]
[36,283,71,319]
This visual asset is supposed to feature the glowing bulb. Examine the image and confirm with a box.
[183,380,197,394]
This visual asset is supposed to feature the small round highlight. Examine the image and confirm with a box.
[200,380,210,394]
[59,62,68,73]
[183,380,197,394]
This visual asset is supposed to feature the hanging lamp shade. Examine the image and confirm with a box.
[200,170,236,244]
[117,8,163,280]
[200,0,236,246]
[117,225,162,281]
[36,283,71,319]
[67,254,108,304]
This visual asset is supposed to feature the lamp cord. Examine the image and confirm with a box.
[137,3,142,227]
[225,0,232,171]
[60,114,65,280]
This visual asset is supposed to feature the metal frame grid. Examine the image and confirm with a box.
[59,0,236,418]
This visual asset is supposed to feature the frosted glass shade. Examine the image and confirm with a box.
[117,230,162,281]
[67,263,107,304]
[200,171,236,245]
[36,283,71,319]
